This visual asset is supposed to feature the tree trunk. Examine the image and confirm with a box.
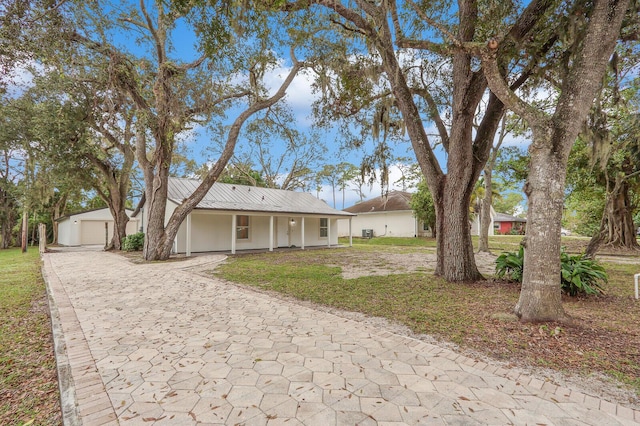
[106,202,130,251]
[482,0,630,322]
[0,219,12,248]
[30,211,37,246]
[103,169,132,251]
[478,170,493,253]
[0,192,16,249]
[435,178,482,281]
[142,160,172,260]
[585,178,640,257]
[515,146,568,322]
[51,194,67,245]
[21,208,27,253]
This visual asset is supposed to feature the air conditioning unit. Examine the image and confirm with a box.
[362,229,373,238]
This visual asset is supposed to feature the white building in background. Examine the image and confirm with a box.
[56,208,139,246]
[338,191,432,238]
[339,191,501,238]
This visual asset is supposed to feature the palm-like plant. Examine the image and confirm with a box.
[495,247,607,297]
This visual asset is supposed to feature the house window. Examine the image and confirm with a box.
[236,215,249,240]
[320,218,328,238]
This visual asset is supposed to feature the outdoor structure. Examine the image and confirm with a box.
[493,212,527,235]
[337,191,431,238]
[470,205,497,237]
[137,178,354,255]
[56,208,140,246]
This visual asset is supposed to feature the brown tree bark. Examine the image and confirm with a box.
[516,144,567,321]
[0,189,16,249]
[85,136,134,251]
[585,178,640,256]
[482,0,631,322]
[50,193,67,246]
[21,208,27,253]
[477,169,492,253]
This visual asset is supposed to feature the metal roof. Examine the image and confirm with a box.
[167,178,353,217]
[343,191,414,213]
[55,207,135,222]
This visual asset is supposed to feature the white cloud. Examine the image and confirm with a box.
[264,65,318,126]
[3,61,43,97]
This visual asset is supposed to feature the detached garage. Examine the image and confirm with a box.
[56,208,140,247]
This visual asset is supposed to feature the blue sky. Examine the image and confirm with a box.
[85,1,533,209]
[8,1,531,211]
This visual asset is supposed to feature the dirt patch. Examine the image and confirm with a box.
[340,249,498,279]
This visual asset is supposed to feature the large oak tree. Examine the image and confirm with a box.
[277,0,557,281]
[481,0,632,321]
[66,0,307,260]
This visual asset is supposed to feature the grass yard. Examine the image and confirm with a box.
[215,236,640,403]
[0,249,60,426]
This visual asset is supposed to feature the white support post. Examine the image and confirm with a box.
[269,216,274,252]
[349,217,353,247]
[301,217,305,250]
[231,214,237,255]
[327,218,331,247]
[186,213,192,257]
[635,273,640,300]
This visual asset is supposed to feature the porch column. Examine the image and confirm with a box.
[349,217,353,247]
[231,214,237,254]
[301,217,305,250]
[186,213,192,257]
[327,218,331,247]
[269,215,274,252]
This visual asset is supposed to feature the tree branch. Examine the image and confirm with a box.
[480,44,546,125]
[406,0,461,47]
[412,86,450,151]
[139,0,164,64]
[173,48,306,219]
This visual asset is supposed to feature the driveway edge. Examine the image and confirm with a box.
[42,253,118,425]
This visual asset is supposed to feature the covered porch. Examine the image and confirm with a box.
[173,210,354,256]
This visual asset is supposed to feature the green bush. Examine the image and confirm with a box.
[495,245,524,282]
[495,247,607,297]
[560,250,607,296]
[122,232,144,252]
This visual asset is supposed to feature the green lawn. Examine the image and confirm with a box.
[0,249,60,426]
[215,237,640,397]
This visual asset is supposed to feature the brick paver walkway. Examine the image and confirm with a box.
[42,250,639,425]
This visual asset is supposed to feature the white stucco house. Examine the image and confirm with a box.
[339,191,502,238]
[56,208,140,246]
[337,191,431,238]
[136,177,355,255]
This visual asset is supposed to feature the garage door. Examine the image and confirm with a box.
[81,221,113,245]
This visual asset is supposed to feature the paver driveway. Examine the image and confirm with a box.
[42,250,639,425]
